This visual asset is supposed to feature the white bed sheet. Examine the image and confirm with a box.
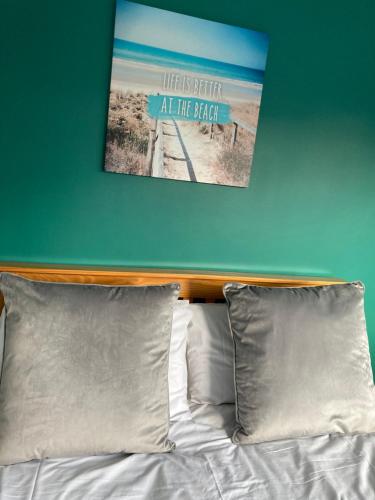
[1,405,375,499]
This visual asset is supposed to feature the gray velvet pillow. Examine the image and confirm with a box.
[224,282,375,445]
[0,273,180,465]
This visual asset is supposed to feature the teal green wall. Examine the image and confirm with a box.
[1,1,375,359]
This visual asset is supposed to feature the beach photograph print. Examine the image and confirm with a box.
[104,0,269,187]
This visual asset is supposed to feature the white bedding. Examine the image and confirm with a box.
[1,405,375,499]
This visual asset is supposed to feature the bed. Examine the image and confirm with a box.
[0,263,374,500]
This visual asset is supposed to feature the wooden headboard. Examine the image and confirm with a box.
[0,262,343,312]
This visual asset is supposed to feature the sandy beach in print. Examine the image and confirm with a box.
[105,1,268,187]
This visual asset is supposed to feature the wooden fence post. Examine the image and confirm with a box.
[231,122,238,149]
[145,119,157,176]
[151,120,164,178]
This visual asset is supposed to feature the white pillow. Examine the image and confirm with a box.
[169,300,192,421]
[0,302,192,421]
[187,303,235,405]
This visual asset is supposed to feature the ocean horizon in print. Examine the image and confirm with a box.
[114,39,265,85]
[105,0,269,187]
